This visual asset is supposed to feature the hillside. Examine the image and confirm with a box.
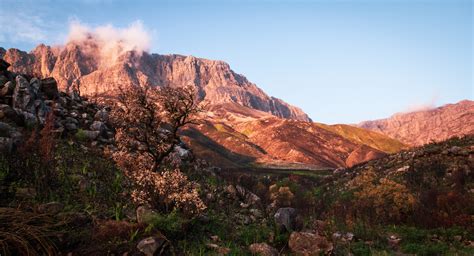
[182,103,407,169]
[358,100,474,146]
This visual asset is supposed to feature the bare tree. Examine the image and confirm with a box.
[110,85,206,214]
[111,85,203,173]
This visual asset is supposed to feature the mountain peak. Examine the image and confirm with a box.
[3,44,311,121]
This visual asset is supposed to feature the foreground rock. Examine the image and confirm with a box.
[274,207,299,232]
[249,242,278,256]
[0,59,114,152]
[137,236,167,256]
[288,231,333,255]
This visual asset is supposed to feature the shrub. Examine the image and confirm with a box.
[146,210,188,239]
[349,169,417,223]
[130,168,206,215]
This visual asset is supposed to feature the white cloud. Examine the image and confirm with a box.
[65,19,152,67]
[0,11,52,43]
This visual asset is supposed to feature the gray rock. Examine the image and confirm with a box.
[137,236,166,256]
[23,112,37,127]
[12,75,36,113]
[40,77,59,99]
[90,121,106,133]
[236,185,261,206]
[64,122,77,131]
[0,104,22,125]
[29,78,41,94]
[0,121,13,137]
[65,117,79,124]
[274,207,298,232]
[94,108,109,122]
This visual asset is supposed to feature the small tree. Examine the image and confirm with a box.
[110,85,205,215]
[111,85,202,172]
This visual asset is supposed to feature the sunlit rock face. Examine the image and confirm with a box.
[4,43,311,121]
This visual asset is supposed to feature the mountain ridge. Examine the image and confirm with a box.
[358,99,474,146]
[1,44,311,122]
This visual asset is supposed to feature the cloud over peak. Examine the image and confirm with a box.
[66,20,152,67]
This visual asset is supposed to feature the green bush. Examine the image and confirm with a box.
[146,210,188,239]
[75,129,88,141]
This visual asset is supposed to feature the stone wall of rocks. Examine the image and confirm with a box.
[0,59,113,152]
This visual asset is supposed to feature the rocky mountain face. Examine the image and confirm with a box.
[358,100,474,146]
[1,44,310,121]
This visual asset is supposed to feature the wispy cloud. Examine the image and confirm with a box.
[401,94,439,114]
[0,6,62,46]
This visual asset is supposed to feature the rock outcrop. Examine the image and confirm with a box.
[358,100,474,146]
[0,59,113,151]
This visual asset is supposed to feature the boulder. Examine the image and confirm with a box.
[274,207,299,232]
[40,77,59,99]
[0,121,13,137]
[90,120,107,136]
[94,108,109,122]
[0,59,10,71]
[249,242,278,256]
[288,232,333,255]
[0,104,23,125]
[0,81,14,96]
[137,236,166,256]
[236,185,261,206]
[64,122,77,131]
[12,75,36,113]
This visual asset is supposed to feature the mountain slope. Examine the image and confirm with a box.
[358,100,474,146]
[315,123,407,153]
[181,104,406,169]
[2,44,310,121]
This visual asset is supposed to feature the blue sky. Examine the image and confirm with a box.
[0,0,472,124]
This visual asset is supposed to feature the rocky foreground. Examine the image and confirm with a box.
[0,54,472,255]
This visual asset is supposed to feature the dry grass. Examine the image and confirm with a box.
[0,207,68,255]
